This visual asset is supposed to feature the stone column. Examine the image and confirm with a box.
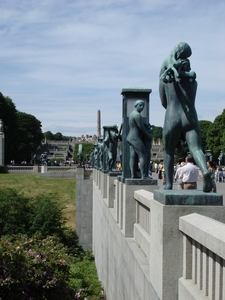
[0,119,5,165]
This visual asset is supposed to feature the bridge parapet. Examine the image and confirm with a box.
[82,169,225,299]
[179,213,225,300]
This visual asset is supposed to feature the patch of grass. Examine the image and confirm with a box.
[0,174,76,229]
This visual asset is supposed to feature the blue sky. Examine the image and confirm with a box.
[0,0,224,137]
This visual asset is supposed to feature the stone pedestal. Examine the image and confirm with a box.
[33,165,39,173]
[76,166,84,179]
[100,171,108,198]
[117,179,158,237]
[41,165,47,173]
[106,172,121,208]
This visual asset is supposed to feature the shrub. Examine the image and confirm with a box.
[0,234,74,299]
[0,188,104,300]
[29,194,66,238]
[0,189,33,236]
[70,251,103,300]
[0,189,65,238]
[0,165,6,173]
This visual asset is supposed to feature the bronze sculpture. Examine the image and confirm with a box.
[159,42,212,192]
[127,100,153,179]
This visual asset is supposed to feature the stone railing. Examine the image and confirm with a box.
[6,165,78,178]
[179,213,225,300]
[6,165,36,173]
[47,166,77,171]
[133,189,151,261]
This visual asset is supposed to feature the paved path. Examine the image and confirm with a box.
[151,172,225,205]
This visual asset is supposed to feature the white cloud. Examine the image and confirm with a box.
[0,0,224,135]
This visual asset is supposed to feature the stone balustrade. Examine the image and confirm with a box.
[179,213,225,300]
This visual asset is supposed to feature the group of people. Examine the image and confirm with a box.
[174,156,223,193]
[174,156,199,190]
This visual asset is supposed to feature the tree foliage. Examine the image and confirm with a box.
[0,92,44,164]
[206,109,225,161]
[73,143,94,162]
[198,120,212,153]
[17,112,44,163]
[0,93,18,163]
[43,131,70,141]
[43,130,55,140]
[152,126,163,141]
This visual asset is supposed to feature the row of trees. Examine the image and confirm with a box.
[151,110,225,164]
[43,131,72,141]
[1,91,224,164]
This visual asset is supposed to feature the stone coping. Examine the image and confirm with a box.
[153,189,223,206]
[117,176,158,186]
[107,171,122,177]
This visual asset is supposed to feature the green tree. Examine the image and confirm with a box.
[152,126,163,141]
[73,143,94,162]
[199,120,212,153]
[54,132,63,140]
[44,131,55,140]
[16,112,44,163]
[0,92,18,163]
[206,109,225,161]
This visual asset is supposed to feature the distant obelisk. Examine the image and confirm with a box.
[97,109,101,138]
[0,119,5,165]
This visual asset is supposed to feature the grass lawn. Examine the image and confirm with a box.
[0,173,76,229]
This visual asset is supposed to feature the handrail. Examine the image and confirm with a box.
[179,213,225,299]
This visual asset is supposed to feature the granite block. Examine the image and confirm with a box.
[153,189,223,205]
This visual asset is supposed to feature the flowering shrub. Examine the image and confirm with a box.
[0,235,75,299]
[0,188,104,299]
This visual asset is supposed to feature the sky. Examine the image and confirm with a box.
[0,0,224,137]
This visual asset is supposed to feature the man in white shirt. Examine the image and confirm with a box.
[180,156,198,190]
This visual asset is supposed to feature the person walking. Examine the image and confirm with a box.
[174,161,186,190]
[181,156,198,190]
[218,167,224,183]
[207,161,217,193]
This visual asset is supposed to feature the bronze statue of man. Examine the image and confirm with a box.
[159,42,212,192]
[127,100,152,179]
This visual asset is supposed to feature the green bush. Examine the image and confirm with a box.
[0,189,33,236]
[0,234,74,299]
[0,188,104,299]
[0,189,65,238]
[0,165,6,173]
[70,251,103,300]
